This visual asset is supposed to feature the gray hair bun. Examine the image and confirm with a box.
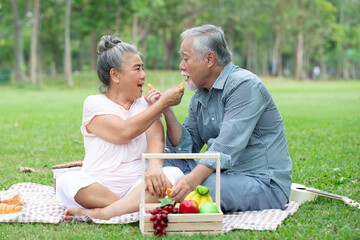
[97,35,122,55]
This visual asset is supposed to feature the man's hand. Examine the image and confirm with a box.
[145,86,184,114]
[145,85,184,107]
[145,166,167,197]
[160,86,184,107]
[169,164,215,202]
[168,174,197,202]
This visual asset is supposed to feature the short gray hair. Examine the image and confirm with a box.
[96,35,139,93]
[180,24,232,65]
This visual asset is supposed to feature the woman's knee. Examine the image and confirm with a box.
[56,171,76,192]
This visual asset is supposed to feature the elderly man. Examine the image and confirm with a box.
[163,24,292,212]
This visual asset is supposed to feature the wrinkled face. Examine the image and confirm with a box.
[178,37,208,90]
[117,53,146,100]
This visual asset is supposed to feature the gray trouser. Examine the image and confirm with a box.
[163,158,288,212]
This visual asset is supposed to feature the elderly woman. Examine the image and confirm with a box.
[57,35,184,221]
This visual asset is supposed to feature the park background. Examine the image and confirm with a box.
[0,0,359,239]
[1,0,360,85]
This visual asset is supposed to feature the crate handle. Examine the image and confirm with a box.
[140,153,221,212]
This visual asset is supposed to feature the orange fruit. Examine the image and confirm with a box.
[147,83,154,90]
[166,188,172,198]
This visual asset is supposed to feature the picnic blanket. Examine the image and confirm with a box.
[0,182,301,232]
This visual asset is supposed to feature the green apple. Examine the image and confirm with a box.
[198,202,219,213]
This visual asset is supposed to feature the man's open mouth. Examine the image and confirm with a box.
[181,71,190,81]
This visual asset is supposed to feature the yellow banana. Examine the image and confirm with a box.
[184,191,197,201]
[198,196,209,208]
[184,185,213,208]
[206,194,213,203]
[192,194,201,206]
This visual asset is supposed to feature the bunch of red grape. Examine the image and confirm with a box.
[149,205,178,236]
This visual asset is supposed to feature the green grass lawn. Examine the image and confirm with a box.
[0,72,359,239]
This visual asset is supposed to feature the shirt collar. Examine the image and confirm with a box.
[212,62,234,90]
[195,62,234,106]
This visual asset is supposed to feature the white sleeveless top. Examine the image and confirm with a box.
[80,94,149,197]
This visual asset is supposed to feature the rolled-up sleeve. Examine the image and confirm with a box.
[199,79,267,169]
[165,124,194,153]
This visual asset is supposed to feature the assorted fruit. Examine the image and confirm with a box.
[147,185,219,236]
[184,185,213,208]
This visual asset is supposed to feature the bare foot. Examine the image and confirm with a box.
[63,207,104,222]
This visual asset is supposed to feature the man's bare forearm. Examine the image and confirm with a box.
[163,107,182,147]
[187,164,215,187]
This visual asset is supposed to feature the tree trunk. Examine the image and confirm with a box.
[225,25,234,63]
[303,49,309,79]
[319,48,327,80]
[153,32,160,70]
[336,46,343,79]
[278,52,283,77]
[271,29,281,76]
[295,32,304,80]
[336,3,344,79]
[138,21,150,53]
[50,63,56,77]
[262,50,268,76]
[10,0,30,83]
[64,0,73,87]
[30,0,40,84]
[37,1,43,88]
[79,37,85,72]
[114,5,122,34]
[38,46,43,89]
[162,30,177,70]
[350,62,356,79]
[90,30,96,70]
[252,40,258,74]
[343,54,349,79]
[132,14,138,45]
[243,33,251,69]
[185,0,197,28]
[140,37,147,57]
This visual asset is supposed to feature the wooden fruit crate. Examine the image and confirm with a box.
[139,153,223,236]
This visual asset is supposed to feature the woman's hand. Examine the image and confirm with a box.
[145,165,168,197]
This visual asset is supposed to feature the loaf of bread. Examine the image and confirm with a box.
[0,203,23,214]
[0,191,23,206]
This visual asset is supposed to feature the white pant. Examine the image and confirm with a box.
[56,166,184,208]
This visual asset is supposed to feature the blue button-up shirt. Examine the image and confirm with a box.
[166,62,292,198]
